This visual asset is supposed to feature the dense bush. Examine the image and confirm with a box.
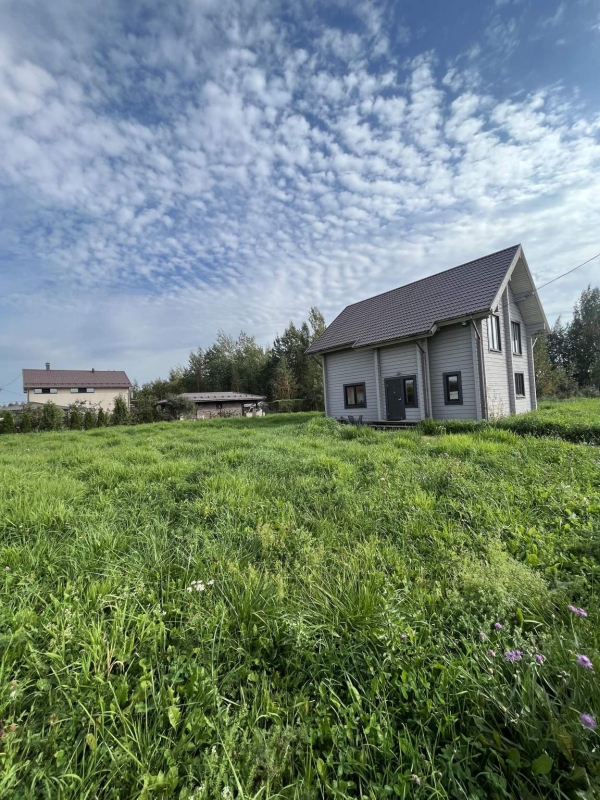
[111,394,130,425]
[83,410,95,430]
[0,410,15,434]
[97,407,107,427]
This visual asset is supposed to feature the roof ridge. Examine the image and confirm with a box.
[343,244,521,311]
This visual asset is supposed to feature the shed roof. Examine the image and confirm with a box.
[306,245,534,354]
[157,392,266,404]
[23,369,131,389]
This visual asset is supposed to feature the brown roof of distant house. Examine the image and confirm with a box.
[23,369,132,389]
[306,245,521,354]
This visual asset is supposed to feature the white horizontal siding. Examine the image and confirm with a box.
[482,308,511,418]
[507,284,532,413]
[324,348,379,421]
[378,342,422,421]
[428,323,478,420]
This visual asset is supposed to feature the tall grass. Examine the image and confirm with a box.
[1,411,599,798]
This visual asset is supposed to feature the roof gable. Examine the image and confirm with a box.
[23,369,131,389]
[307,245,523,354]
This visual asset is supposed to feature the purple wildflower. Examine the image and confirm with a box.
[504,650,523,663]
[580,713,597,730]
[535,654,545,664]
[488,649,496,658]
[568,605,588,618]
[577,655,594,670]
[494,622,503,630]
[479,632,487,640]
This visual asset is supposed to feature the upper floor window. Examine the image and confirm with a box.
[487,314,501,351]
[70,387,95,393]
[34,388,57,394]
[511,321,522,355]
[403,376,418,408]
[344,383,366,408]
[443,372,463,405]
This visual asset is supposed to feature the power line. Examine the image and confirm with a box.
[536,251,600,291]
[0,373,22,394]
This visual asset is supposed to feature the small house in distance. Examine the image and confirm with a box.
[156,392,266,419]
[22,364,132,410]
[306,244,548,423]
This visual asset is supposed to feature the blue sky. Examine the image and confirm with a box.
[1,0,599,396]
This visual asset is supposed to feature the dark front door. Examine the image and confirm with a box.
[385,378,406,421]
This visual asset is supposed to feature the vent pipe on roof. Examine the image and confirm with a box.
[45,362,50,370]
[92,368,95,373]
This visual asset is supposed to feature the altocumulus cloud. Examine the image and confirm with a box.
[0,0,599,388]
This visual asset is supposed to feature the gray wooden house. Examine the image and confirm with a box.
[306,245,548,422]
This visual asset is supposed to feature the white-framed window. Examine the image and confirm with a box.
[487,314,501,351]
[34,388,57,394]
[511,321,522,355]
[71,387,96,393]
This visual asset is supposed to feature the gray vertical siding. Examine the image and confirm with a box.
[378,341,423,421]
[507,284,532,414]
[482,307,511,418]
[324,348,378,421]
[428,323,478,420]
[482,282,533,418]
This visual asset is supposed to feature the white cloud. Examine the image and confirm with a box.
[0,0,599,390]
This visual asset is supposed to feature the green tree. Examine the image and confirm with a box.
[97,407,107,427]
[83,410,95,430]
[41,402,64,431]
[533,337,577,398]
[69,406,82,430]
[111,395,130,426]
[271,307,326,410]
[272,356,297,401]
[566,286,600,388]
[20,412,32,433]
[160,394,196,421]
[1,410,15,434]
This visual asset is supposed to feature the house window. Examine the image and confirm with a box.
[34,388,57,394]
[402,376,418,408]
[515,372,525,397]
[443,372,463,405]
[71,387,95,393]
[511,321,522,355]
[344,383,366,408]
[487,314,501,351]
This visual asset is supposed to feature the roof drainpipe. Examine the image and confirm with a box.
[414,341,431,419]
[471,319,488,421]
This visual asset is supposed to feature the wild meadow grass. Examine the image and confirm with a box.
[1,410,599,798]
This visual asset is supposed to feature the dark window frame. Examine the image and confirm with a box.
[487,314,502,352]
[443,371,463,405]
[402,375,418,408]
[344,382,367,409]
[511,320,522,356]
[514,372,526,397]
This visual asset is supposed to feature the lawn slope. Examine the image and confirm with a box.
[1,411,599,798]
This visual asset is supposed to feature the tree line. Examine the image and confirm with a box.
[534,285,600,397]
[132,307,327,413]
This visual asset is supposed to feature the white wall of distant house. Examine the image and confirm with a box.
[26,387,130,410]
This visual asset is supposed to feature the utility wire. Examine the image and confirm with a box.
[0,373,22,394]
[536,251,600,291]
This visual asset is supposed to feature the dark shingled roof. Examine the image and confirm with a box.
[23,369,131,389]
[157,392,266,404]
[306,245,521,354]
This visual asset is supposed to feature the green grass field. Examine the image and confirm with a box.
[1,403,600,798]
